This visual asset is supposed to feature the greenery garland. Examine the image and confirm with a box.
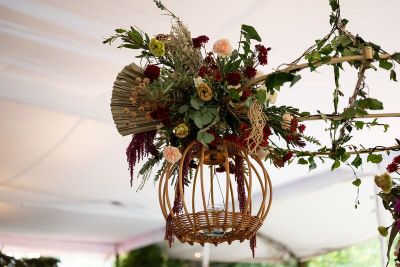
[105,0,400,263]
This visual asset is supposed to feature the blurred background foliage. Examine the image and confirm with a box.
[116,238,390,267]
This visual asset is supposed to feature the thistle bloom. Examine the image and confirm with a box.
[174,123,189,138]
[149,38,165,57]
[374,173,393,194]
[163,146,182,163]
[213,38,233,58]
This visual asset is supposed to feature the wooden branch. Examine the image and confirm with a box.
[240,52,391,92]
[295,145,400,157]
[300,113,400,122]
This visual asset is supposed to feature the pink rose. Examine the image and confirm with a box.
[163,146,182,164]
[213,38,233,58]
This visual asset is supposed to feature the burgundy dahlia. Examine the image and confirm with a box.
[394,155,400,164]
[192,35,209,48]
[226,72,241,85]
[255,44,271,66]
[244,66,257,79]
[144,64,160,82]
[387,162,399,173]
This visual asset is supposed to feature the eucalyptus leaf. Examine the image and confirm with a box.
[178,105,188,114]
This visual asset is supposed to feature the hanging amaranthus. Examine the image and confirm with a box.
[235,155,247,212]
[250,234,257,258]
[126,130,157,186]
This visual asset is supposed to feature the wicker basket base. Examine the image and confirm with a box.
[171,211,263,246]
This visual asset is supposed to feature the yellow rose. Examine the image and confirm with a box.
[374,173,392,194]
[174,123,189,138]
[197,83,213,101]
[148,38,165,57]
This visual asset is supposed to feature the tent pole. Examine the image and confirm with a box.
[374,185,387,267]
[202,243,210,267]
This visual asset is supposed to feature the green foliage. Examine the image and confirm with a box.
[305,239,382,267]
[265,72,301,92]
[0,252,59,267]
[367,153,383,164]
[241,25,262,42]
[118,245,165,267]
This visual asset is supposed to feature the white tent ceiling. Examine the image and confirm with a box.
[0,0,399,264]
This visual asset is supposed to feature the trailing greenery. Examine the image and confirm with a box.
[0,252,59,267]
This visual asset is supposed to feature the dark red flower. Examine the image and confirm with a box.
[144,64,160,82]
[255,44,271,66]
[282,152,293,162]
[260,126,272,146]
[150,106,172,128]
[394,155,400,164]
[225,135,246,147]
[244,66,257,79]
[226,72,241,86]
[285,135,294,142]
[290,118,299,133]
[198,66,209,77]
[213,70,223,82]
[298,124,306,134]
[192,35,209,48]
[204,52,215,65]
[241,89,252,101]
[387,162,399,173]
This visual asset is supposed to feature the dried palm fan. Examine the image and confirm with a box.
[111,63,160,136]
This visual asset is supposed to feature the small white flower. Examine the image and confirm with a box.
[194,76,204,88]
[266,91,278,104]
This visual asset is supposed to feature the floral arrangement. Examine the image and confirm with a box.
[105,0,400,262]
[105,1,312,188]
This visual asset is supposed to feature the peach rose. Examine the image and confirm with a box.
[163,146,182,163]
[281,113,294,130]
[213,38,233,58]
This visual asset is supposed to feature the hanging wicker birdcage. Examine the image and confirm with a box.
[158,140,272,252]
